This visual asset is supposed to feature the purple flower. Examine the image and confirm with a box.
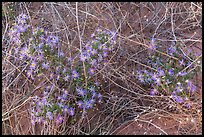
[90,59,97,66]
[80,54,87,62]
[97,93,102,103]
[94,82,99,86]
[72,70,79,79]
[46,112,53,120]
[151,73,158,81]
[97,54,103,62]
[91,91,97,98]
[47,35,59,45]
[77,100,84,108]
[103,51,108,57]
[88,68,95,75]
[102,45,108,51]
[91,49,97,55]
[149,38,156,51]
[173,96,184,103]
[30,61,37,69]
[63,105,69,114]
[68,107,75,116]
[177,71,187,76]
[56,115,64,124]
[26,69,33,78]
[98,44,104,50]
[186,80,196,95]
[89,86,95,92]
[57,102,64,108]
[150,88,158,95]
[58,51,64,57]
[91,33,95,38]
[18,13,28,20]
[157,68,165,76]
[76,87,86,97]
[49,72,54,80]
[168,69,174,76]
[42,62,49,69]
[175,82,183,93]
[17,25,27,33]
[85,100,93,109]
[179,59,185,66]
[37,54,44,61]
[168,46,176,55]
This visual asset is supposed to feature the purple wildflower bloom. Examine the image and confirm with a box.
[179,59,185,66]
[88,68,95,75]
[175,82,183,93]
[30,61,37,69]
[185,103,191,108]
[18,13,28,20]
[89,86,95,92]
[91,49,97,55]
[91,91,97,98]
[63,105,69,114]
[48,35,59,45]
[187,81,196,94]
[97,93,102,102]
[149,38,156,51]
[49,72,54,80]
[138,74,144,83]
[37,54,44,61]
[151,73,158,81]
[17,25,27,33]
[177,71,187,76]
[157,68,165,76]
[103,51,108,57]
[56,74,60,81]
[59,51,64,57]
[91,33,95,38]
[168,69,174,76]
[46,112,53,120]
[102,45,108,51]
[98,54,103,62]
[26,69,33,78]
[42,62,49,69]
[77,100,84,108]
[94,82,99,86]
[90,59,97,66]
[72,70,79,79]
[56,115,64,124]
[80,54,87,62]
[85,100,93,109]
[168,46,176,55]
[150,88,158,95]
[17,18,27,25]
[90,98,96,104]
[98,44,104,50]
[68,107,75,116]
[173,96,184,103]
[58,102,64,108]
[28,37,34,43]
[76,87,86,97]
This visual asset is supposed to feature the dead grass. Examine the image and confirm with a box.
[2,2,202,135]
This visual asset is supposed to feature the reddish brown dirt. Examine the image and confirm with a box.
[112,112,201,135]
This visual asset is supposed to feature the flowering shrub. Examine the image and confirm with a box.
[136,38,201,108]
[8,13,117,125]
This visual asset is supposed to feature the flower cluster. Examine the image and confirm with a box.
[136,38,200,108]
[8,13,117,125]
